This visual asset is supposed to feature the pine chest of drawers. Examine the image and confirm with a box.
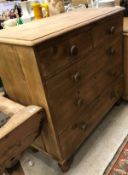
[0,7,124,171]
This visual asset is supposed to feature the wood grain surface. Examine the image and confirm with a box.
[0,8,124,171]
[0,94,43,173]
[0,44,63,160]
[0,96,42,140]
[0,7,124,46]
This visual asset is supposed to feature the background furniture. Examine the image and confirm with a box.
[123,18,128,100]
[0,94,43,174]
[0,7,124,172]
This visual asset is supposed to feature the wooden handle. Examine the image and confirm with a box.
[72,72,81,82]
[109,47,116,56]
[74,98,84,107]
[72,122,87,131]
[109,26,116,34]
[80,123,87,130]
[70,45,78,57]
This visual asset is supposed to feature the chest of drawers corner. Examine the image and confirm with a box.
[0,7,124,171]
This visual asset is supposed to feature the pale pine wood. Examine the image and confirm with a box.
[0,44,63,160]
[0,112,42,174]
[0,8,124,172]
[0,7,124,46]
[0,96,43,174]
[0,95,24,116]
[0,98,42,139]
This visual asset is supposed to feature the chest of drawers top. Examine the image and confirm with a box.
[0,7,124,46]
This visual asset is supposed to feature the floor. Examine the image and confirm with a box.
[19,101,128,175]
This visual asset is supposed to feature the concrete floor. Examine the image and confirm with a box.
[21,101,128,175]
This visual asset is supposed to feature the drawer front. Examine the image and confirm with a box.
[59,77,123,159]
[37,29,92,78]
[92,12,123,48]
[46,47,115,134]
[105,36,123,79]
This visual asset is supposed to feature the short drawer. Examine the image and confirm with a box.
[105,36,123,78]
[46,48,114,134]
[92,12,123,48]
[105,13,123,42]
[59,77,123,159]
[36,28,92,78]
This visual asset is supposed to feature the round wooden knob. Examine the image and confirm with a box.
[109,48,116,55]
[80,123,87,130]
[75,98,84,107]
[109,26,116,34]
[72,72,81,82]
[70,45,78,57]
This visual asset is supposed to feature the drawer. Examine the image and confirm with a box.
[87,77,123,130]
[105,37,123,78]
[46,49,114,134]
[59,77,123,159]
[36,28,92,78]
[105,13,123,42]
[92,12,123,48]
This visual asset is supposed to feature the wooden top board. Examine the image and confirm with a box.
[0,7,124,46]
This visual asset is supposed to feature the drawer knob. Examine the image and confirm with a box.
[75,98,84,107]
[72,72,81,82]
[72,123,87,130]
[110,91,118,99]
[109,26,116,34]
[70,45,78,57]
[80,123,87,130]
[109,48,116,55]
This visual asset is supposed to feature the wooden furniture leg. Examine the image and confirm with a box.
[58,157,74,172]
[115,99,122,106]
